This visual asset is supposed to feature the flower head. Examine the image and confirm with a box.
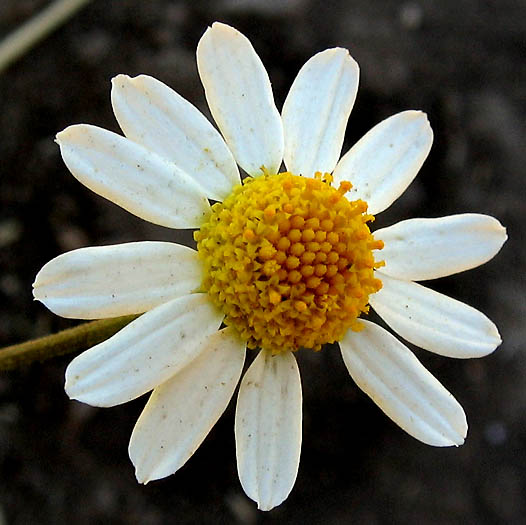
[33,22,507,511]
[195,170,383,353]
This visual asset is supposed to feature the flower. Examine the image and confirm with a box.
[33,22,507,511]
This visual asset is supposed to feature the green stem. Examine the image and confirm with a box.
[0,315,139,370]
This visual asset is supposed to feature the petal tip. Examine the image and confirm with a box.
[111,73,129,85]
[401,110,433,135]
[455,412,468,446]
[201,21,237,44]
[453,427,467,447]
[254,491,289,512]
[55,128,68,143]
[32,266,47,293]
[112,73,149,90]
[486,216,508,253]
[325,46,350,57]
[211,21,234,32]
[64,362,91,403]
[64,374,78,400]
[408,109,433,135]
[134,470,149,485]
[64,385,79,403]
[342,47,359,73]
[319,46,360,72]
[134,467,151,485]
[498,222,508,241]
[55,124,84,144]
[442,436,464,448]
[257,501,278,512]
[406,109,428,119]
[429,423,467,448]
[132,460,169,485]
[31,291,52,311]
[487,322,503,353]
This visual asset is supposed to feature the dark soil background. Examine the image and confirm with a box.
[1,0,525,523]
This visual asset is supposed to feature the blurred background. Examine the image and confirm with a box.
[0,0,525,523]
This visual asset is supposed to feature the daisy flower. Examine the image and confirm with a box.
[33,22,507,511]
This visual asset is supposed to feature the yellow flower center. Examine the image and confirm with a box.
[194,171,384,353]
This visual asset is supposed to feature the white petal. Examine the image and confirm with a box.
[282,48,359,176]
[376,214,507,280]
[370,273,502,358]
[196,22,283,176]
[65,294,223,407]
[56,125,210,228]
[333,111,433,214]
[129,327,246,483]
[235,350,302,511]
[33,242,202,319]
[111,74,240,201]
[340,320,467,446]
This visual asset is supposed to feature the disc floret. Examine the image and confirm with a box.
[195,171,384,353]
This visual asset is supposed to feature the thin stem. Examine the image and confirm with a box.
[0,315,139,370]
[0,0,93,74]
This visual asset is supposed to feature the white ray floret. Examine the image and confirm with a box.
[333,110,433,214]
[33,241,202,319]
[130,327,246,483]
[235,350,302,511]
[376,213,508,281]
[197,22,284,176]
[370,273,502,358]
[65,294,223,407]
[111,74,240,201]
[56,125,210,228]
[282,47,359,177]
[341,320,467,446]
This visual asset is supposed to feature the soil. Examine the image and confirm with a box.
[1,0,525,523]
